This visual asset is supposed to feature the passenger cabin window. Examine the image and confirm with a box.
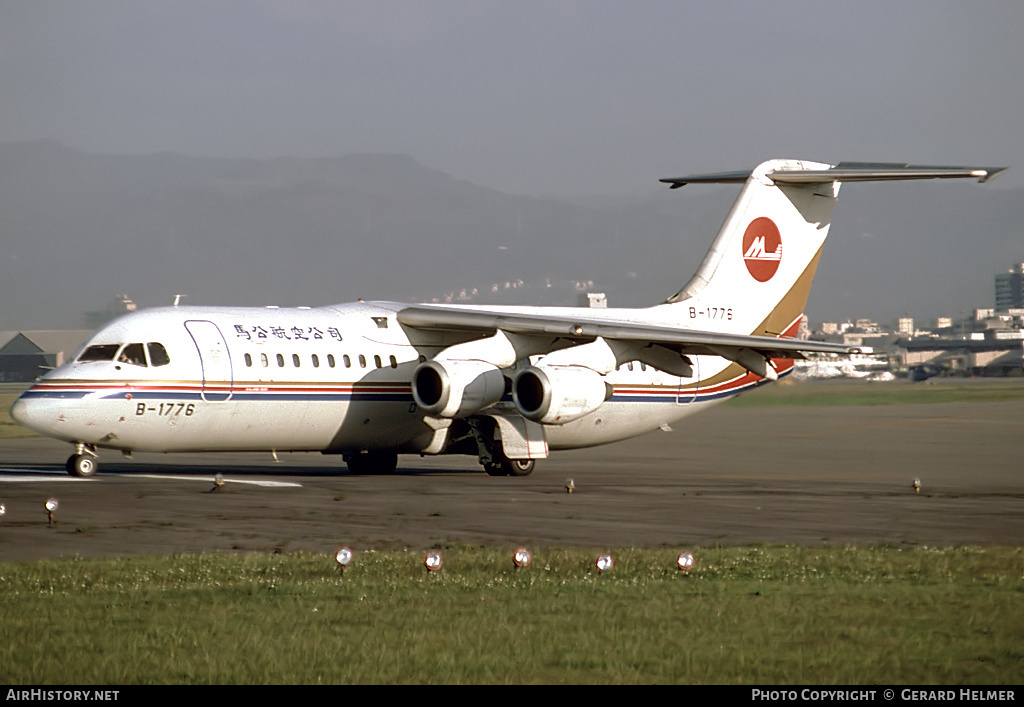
[276,354,285,367]
[389,355,398,368]
[244,353,253,367]
[311,354,320,368]
[260,353,269,367]
[374,354,382,368]
[327,354,336,368]
[292,354,301,367]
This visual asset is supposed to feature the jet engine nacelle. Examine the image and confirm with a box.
[513,365,613,425]
[412,359,506,418]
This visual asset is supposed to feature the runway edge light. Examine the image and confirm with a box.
[676,551,695,572]
[424,551,443,572]
[45,498,58,526]
[513,547,532,569]
[335,546,354,576]
[595,553,613,573]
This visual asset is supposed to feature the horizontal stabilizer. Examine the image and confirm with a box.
[660,170,751,188]
[660,162,1007,188]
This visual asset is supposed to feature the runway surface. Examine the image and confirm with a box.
[1,398,1022,561]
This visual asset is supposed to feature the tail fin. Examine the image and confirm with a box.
[658,160,1006,338]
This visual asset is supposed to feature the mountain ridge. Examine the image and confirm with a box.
[0,141,1019,330]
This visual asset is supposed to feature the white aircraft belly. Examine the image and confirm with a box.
[544,359,779,449]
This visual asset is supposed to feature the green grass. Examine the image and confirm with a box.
[0,546,1020,684]
[0,385,35,438]
[727,378,1024,408]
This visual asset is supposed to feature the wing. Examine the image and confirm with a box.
[397,303,860,380]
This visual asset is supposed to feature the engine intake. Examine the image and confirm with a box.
[412,360,506,418]
[513,365,612,425]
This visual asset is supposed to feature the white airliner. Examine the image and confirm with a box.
[10,160,1004,477]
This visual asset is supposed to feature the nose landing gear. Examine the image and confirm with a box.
[66,444,99,477]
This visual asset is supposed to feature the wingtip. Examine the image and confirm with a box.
[976,167,1009,183]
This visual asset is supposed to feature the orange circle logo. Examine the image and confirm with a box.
[741,217,782,282]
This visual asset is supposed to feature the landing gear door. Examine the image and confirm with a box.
[677,356,700,405]
[489,413,548,460]
[185,320,234,402]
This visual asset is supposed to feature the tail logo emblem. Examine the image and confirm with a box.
[742,217,782,282]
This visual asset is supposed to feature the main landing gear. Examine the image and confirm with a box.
[344,451,399,475]
[467,417,537,477]
[484,456,536,477]
[66,444,99,477]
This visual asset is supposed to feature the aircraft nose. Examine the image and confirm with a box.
[10,388,90,445]
[9,394,50,436]
[10,395,34,427]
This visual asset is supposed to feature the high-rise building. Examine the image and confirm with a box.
[995,263,1024,310]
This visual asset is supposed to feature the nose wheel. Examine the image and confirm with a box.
[66,453,98,478]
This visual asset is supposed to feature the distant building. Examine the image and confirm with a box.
[586,292,607,309]
[1006,309,1024,330]
[83,294,137,329]
[995,263,1024,310]
[897,317,914,337]
[851,319,885,335]
[896,337,1023,377]
[0,331,92,382]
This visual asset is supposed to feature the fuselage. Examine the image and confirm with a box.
[13,157,997,476]
[10,301,780,458]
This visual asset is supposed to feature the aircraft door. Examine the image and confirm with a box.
[676,356,699,404]
[185,320,234,402]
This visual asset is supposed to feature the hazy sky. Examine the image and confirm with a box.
[3,1,1022,198]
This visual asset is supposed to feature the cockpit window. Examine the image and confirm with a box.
[78,344,121,362]
[148,342,170,367]
[78,342,170,367]
[118,343,148,367]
